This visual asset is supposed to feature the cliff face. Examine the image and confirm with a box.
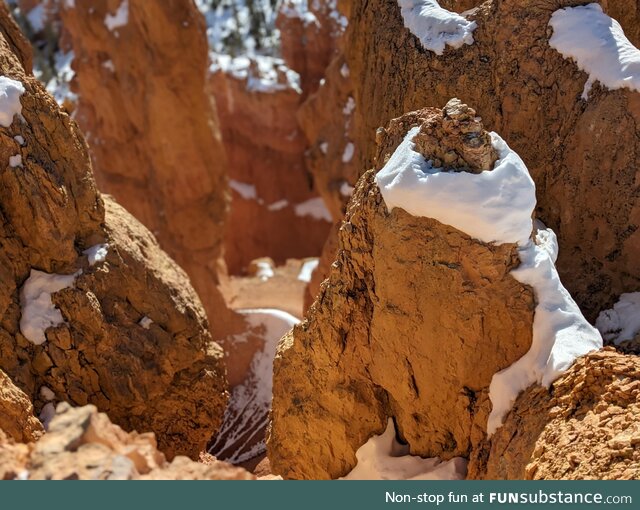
[0,6,227,460]
[320,0,640,322]
[210,58,331,274]
[58,0,239,338]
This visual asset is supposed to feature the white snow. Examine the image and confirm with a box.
[376,127,536,245]
[340,63,350,78]
[254,261,275,281]
[230,179,258,200]
[397,0,477,56]
[139,316,153,329]
[104,0,129,31]
[298,258,319,282]
[342,142,355,163]
[343,96,356,116]
[596,292,640,345]
[549,4,640,99]
[209,309,299,463]
[196,0,281,56]
[14,135,24,145]
[340,181,355,197]
[210,54,301,94]
[102,60,115,73]
[44,51,77,106]
[376,126,602,436]
[487,227,602,435]
[20,269,81,346]
[9,154,21,167]
[26,3,45,32]
[39,402,56,431]
[293,197,332,222]
[39,386,55,401]
[280,0,319,26]
[319,142,329,154]
[341,419,467,480]
[83,244,108,266]
[0,76,24,127]
[267,199,289,211]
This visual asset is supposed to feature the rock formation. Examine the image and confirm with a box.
[0,6,227,459]
[476,349,640,480]
[277,0,347,97]
[0,403,254,480]
[58,0,238,339]
[316,0,640,321]
[268,103,601,479]
[210,57,331,273]
[0,369,43,444]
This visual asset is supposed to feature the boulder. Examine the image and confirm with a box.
[0,6,227,460]
[0,403,254,480]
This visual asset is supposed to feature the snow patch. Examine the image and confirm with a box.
[376,127,536,245]
[343,96,355,116]
[549,4,640,98]
[9,154,21,167]
[211,54,301,94]
[20,269,81,346]
[342,142,355,163]
[104,0,129,31]
[139,316,153,330]
[298,259,319,282]
[596,292,640,345]
[267,199,289,211]
[83,244,108,266]
[26,3,45,32]
[254,261,275,281]
[340,63,350,78]
[209,309,299,463]
[230,179,258,200]
[487,228,602,435]
[0,76,24,127]
[340,181,355,197]
[14,135,24,145]
[44,51,77,106]
[293,197,332,222]
[341,419,467,480]
[397,0,477,56]
[319,142,329,154]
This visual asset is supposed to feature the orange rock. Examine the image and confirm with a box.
[0,6,227,460]
[323,0,640,321]
[210,57,331,274]
[59,0,239,339]
[0,403,254,480]
[0,369,43,444]
[474,349,640,480]
[268,107,537,479]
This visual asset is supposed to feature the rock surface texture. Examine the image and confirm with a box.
[0,403,254,480]
[476,349,640,480]
[59,0,238,338]
[0,369,43,443]
[210,60,330,274]
[0,7,227,460]
[268,107,538,479]
[325,0,640,321]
